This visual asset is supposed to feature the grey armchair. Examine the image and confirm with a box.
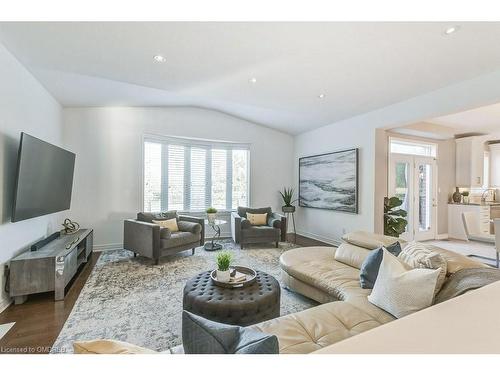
[231,206,286,249]
[124,211,205,265]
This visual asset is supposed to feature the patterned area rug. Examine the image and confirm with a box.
[51,240,318,353]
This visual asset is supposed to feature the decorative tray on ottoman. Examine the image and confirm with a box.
[210,265,257,288]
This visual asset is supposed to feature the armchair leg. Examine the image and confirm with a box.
[133,252,137,258]
[275,241,279,248]
[192,248,195,255]
[154,258,160,265]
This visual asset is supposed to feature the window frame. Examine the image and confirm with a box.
[141,134,251,214]
[389,136,438,158]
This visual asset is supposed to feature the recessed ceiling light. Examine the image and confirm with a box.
[153,55,166,63]
[318,94,326,99]
[444,25,460,35]
[249,77,257,83]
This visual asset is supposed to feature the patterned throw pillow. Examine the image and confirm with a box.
[152,218,179,232]
[398,242,447,294]
[182,311,279,354]
[246,212,268,226]
[368,250,440,318]
[359,242,402,289]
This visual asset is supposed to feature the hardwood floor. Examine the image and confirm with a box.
[0,234,331,354]
[289,233,332,247]
[0,252,100,354]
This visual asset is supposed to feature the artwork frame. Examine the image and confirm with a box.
[299,148,359,213]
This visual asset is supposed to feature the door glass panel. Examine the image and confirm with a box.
[394,162,410,232]
[418,164,432,231]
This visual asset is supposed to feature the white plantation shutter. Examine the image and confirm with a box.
[190,147,207,210]
[167,145,184,210]
[211,149,227,210]
[143,136,249,212]
[143,142,162,211]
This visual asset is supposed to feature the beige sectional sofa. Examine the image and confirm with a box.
[75,231,489,354]
[251,231,488,354]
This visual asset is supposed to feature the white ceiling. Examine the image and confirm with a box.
[429,102,500,134]
[2,22,500,135]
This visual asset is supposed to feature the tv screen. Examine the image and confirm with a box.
[12,133,75,222]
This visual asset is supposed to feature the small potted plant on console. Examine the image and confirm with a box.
[206,207,218,224]
[215,251,232,282]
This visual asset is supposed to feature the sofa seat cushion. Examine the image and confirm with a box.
[161,232,200,249]
[251,301,381,354]
[242,226,279,239]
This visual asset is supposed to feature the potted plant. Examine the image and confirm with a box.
[383,196,408,238]
[215,251,232,282]
[206,207,217,224]
[279,187,297,213]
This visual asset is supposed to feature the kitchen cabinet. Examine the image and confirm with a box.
[489,143,500,188]
[448,204,490,240]
[455,136,486,188]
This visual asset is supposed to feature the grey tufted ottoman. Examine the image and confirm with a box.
[183,270,281,326]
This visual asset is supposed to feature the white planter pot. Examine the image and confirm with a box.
[217,269,230,282]
[207,213,217,224]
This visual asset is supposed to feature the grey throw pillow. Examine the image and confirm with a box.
[359,242,402,289]
[182,311,279,354]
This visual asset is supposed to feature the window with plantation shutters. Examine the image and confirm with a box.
[143,136,249,212]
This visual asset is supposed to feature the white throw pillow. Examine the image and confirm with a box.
[368,249,440,318]
[398,241,447,294]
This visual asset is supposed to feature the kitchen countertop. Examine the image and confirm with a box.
[448,202,500,206]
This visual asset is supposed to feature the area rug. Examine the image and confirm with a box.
[51,240,319,353]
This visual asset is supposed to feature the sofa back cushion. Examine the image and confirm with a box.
[368,249,440,318]
[398,242,447,294]
[424,245,488,275]
[334,243,372,269]
[359,242,402,289]
[237,206,272,218]
[342,231,406,250]
[137,211,177,223]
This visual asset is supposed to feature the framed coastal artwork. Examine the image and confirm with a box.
[299,148,358,213]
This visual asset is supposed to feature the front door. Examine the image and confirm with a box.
[388,154,437,241]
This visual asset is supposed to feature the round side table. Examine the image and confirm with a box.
[204,219,227,251]
[183,270,281,326]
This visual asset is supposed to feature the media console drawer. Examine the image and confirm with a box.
[9,229,93,304]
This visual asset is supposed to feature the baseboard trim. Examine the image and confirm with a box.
[0,298,12,314]
[436,233,449,240]
[295,230,341,246]
[93,243,123,252]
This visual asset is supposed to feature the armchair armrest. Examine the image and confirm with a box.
[178,221,202,234]
[231,212,242,243]
[178,215,205,246]
[123,219,160,260]
[270,212,287,242]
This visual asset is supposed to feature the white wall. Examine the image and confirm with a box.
[0,43,63,312]
[294,68,500,244]
[63,107,294,249]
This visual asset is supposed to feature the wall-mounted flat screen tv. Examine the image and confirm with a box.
[11,133,75,222]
